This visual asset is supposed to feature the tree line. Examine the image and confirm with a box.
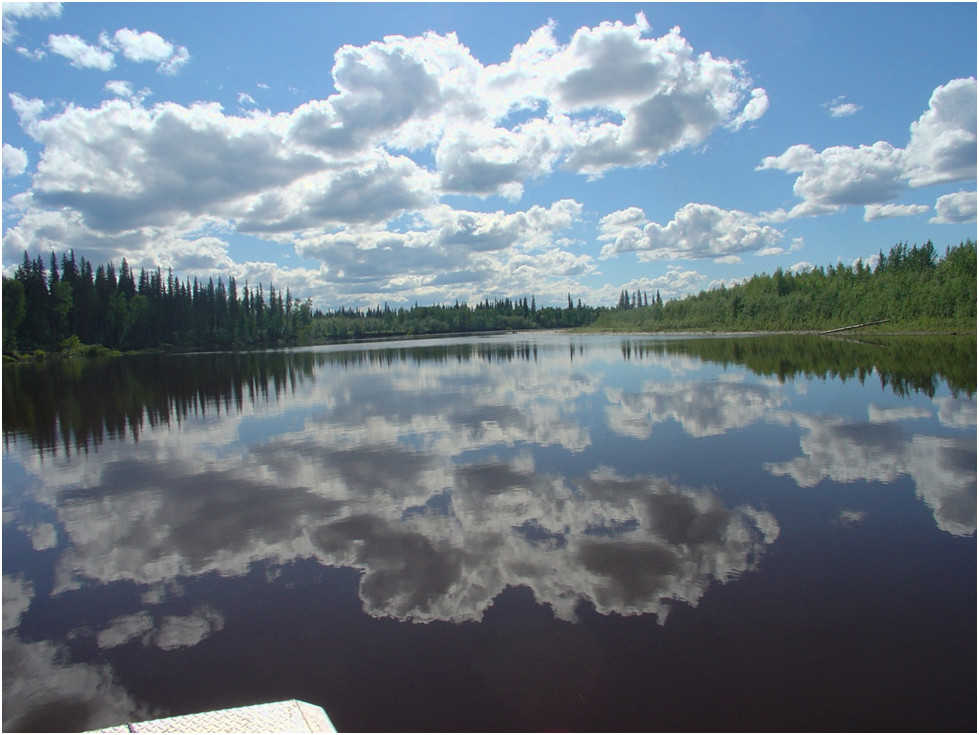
[1,249,601,354]
[594,240,977,332]
[2,250,314,354]
[617,288,663,310]
[3,239,974,355]
[300,294,599,342]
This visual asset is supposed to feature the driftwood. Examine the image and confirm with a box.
[820,319,889,335]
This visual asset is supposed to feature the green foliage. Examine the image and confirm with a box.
[2,249,604,353]
[298,297,602,342]
[59,334,83,354]
[594,240,977,333]
[3,240,973,355]
[2,276,26,353]
[2,250,315,353]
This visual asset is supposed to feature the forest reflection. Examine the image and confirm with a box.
[4,351,318,455]
[618,334,976,397]
[3,334,973,455]
[2,340,563,454]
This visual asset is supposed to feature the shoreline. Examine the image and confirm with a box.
[4,326,975,364]
[570,326,974,337]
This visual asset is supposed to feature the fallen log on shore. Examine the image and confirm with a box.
[820,319,889,335]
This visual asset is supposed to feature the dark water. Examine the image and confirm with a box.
[2,333,975,732]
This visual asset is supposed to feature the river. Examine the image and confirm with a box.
[2,332,975,731]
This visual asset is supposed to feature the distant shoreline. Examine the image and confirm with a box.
[6,326,976,364]
[572,327,975,337]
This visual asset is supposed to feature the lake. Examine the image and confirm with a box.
[2,332,976,732]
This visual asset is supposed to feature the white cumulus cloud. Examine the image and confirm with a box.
[158,44,190,75]
[824,95,862,117]
[16,45,45,60]
[863,203,931,221]
[287,13,766,192]
[3,14,777,308]
[599,203,783,261]
[8,92,46,132]
[45,27,188,75]
[930,190,977,223]
[16,98,326,232]
[103,27,190,74]
[732,87,770,128]
[111,28,173,62]
[904,77,977,187]
[284,198,586,305]
[47,33,115,70]
[758,141,906,215]
[543,16,768,174]
[2,2,61,44]
[103,80,151,104]
[2,143,28,176]
[759,78,977,220]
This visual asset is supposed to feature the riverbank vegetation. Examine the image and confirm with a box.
[2,240,974,357]
[591,240,976,333]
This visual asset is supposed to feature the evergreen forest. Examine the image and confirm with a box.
[1,249,597,355]
[593,240,976,333]
[2,239,975,357]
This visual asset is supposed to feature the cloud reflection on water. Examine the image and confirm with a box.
[934,395,978,429]
[94,606,225,651]
[27,436,780,625]
[2,631,149,732]
[605,377,785,438]
[3,339,785,629]
[766,408,977,536]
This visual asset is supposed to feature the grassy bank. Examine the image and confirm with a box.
[3,335,122,364]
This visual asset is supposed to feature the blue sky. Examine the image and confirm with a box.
[2,2,976,310]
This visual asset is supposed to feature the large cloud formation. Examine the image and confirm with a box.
[3,12,766,308]
[758,77,977,222]
[931,190,977,224]
[598,202,783,262]
[2,143,28,176]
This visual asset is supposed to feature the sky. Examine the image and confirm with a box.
[2,2,976,310]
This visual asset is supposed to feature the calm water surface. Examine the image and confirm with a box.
[2,333,976,731]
